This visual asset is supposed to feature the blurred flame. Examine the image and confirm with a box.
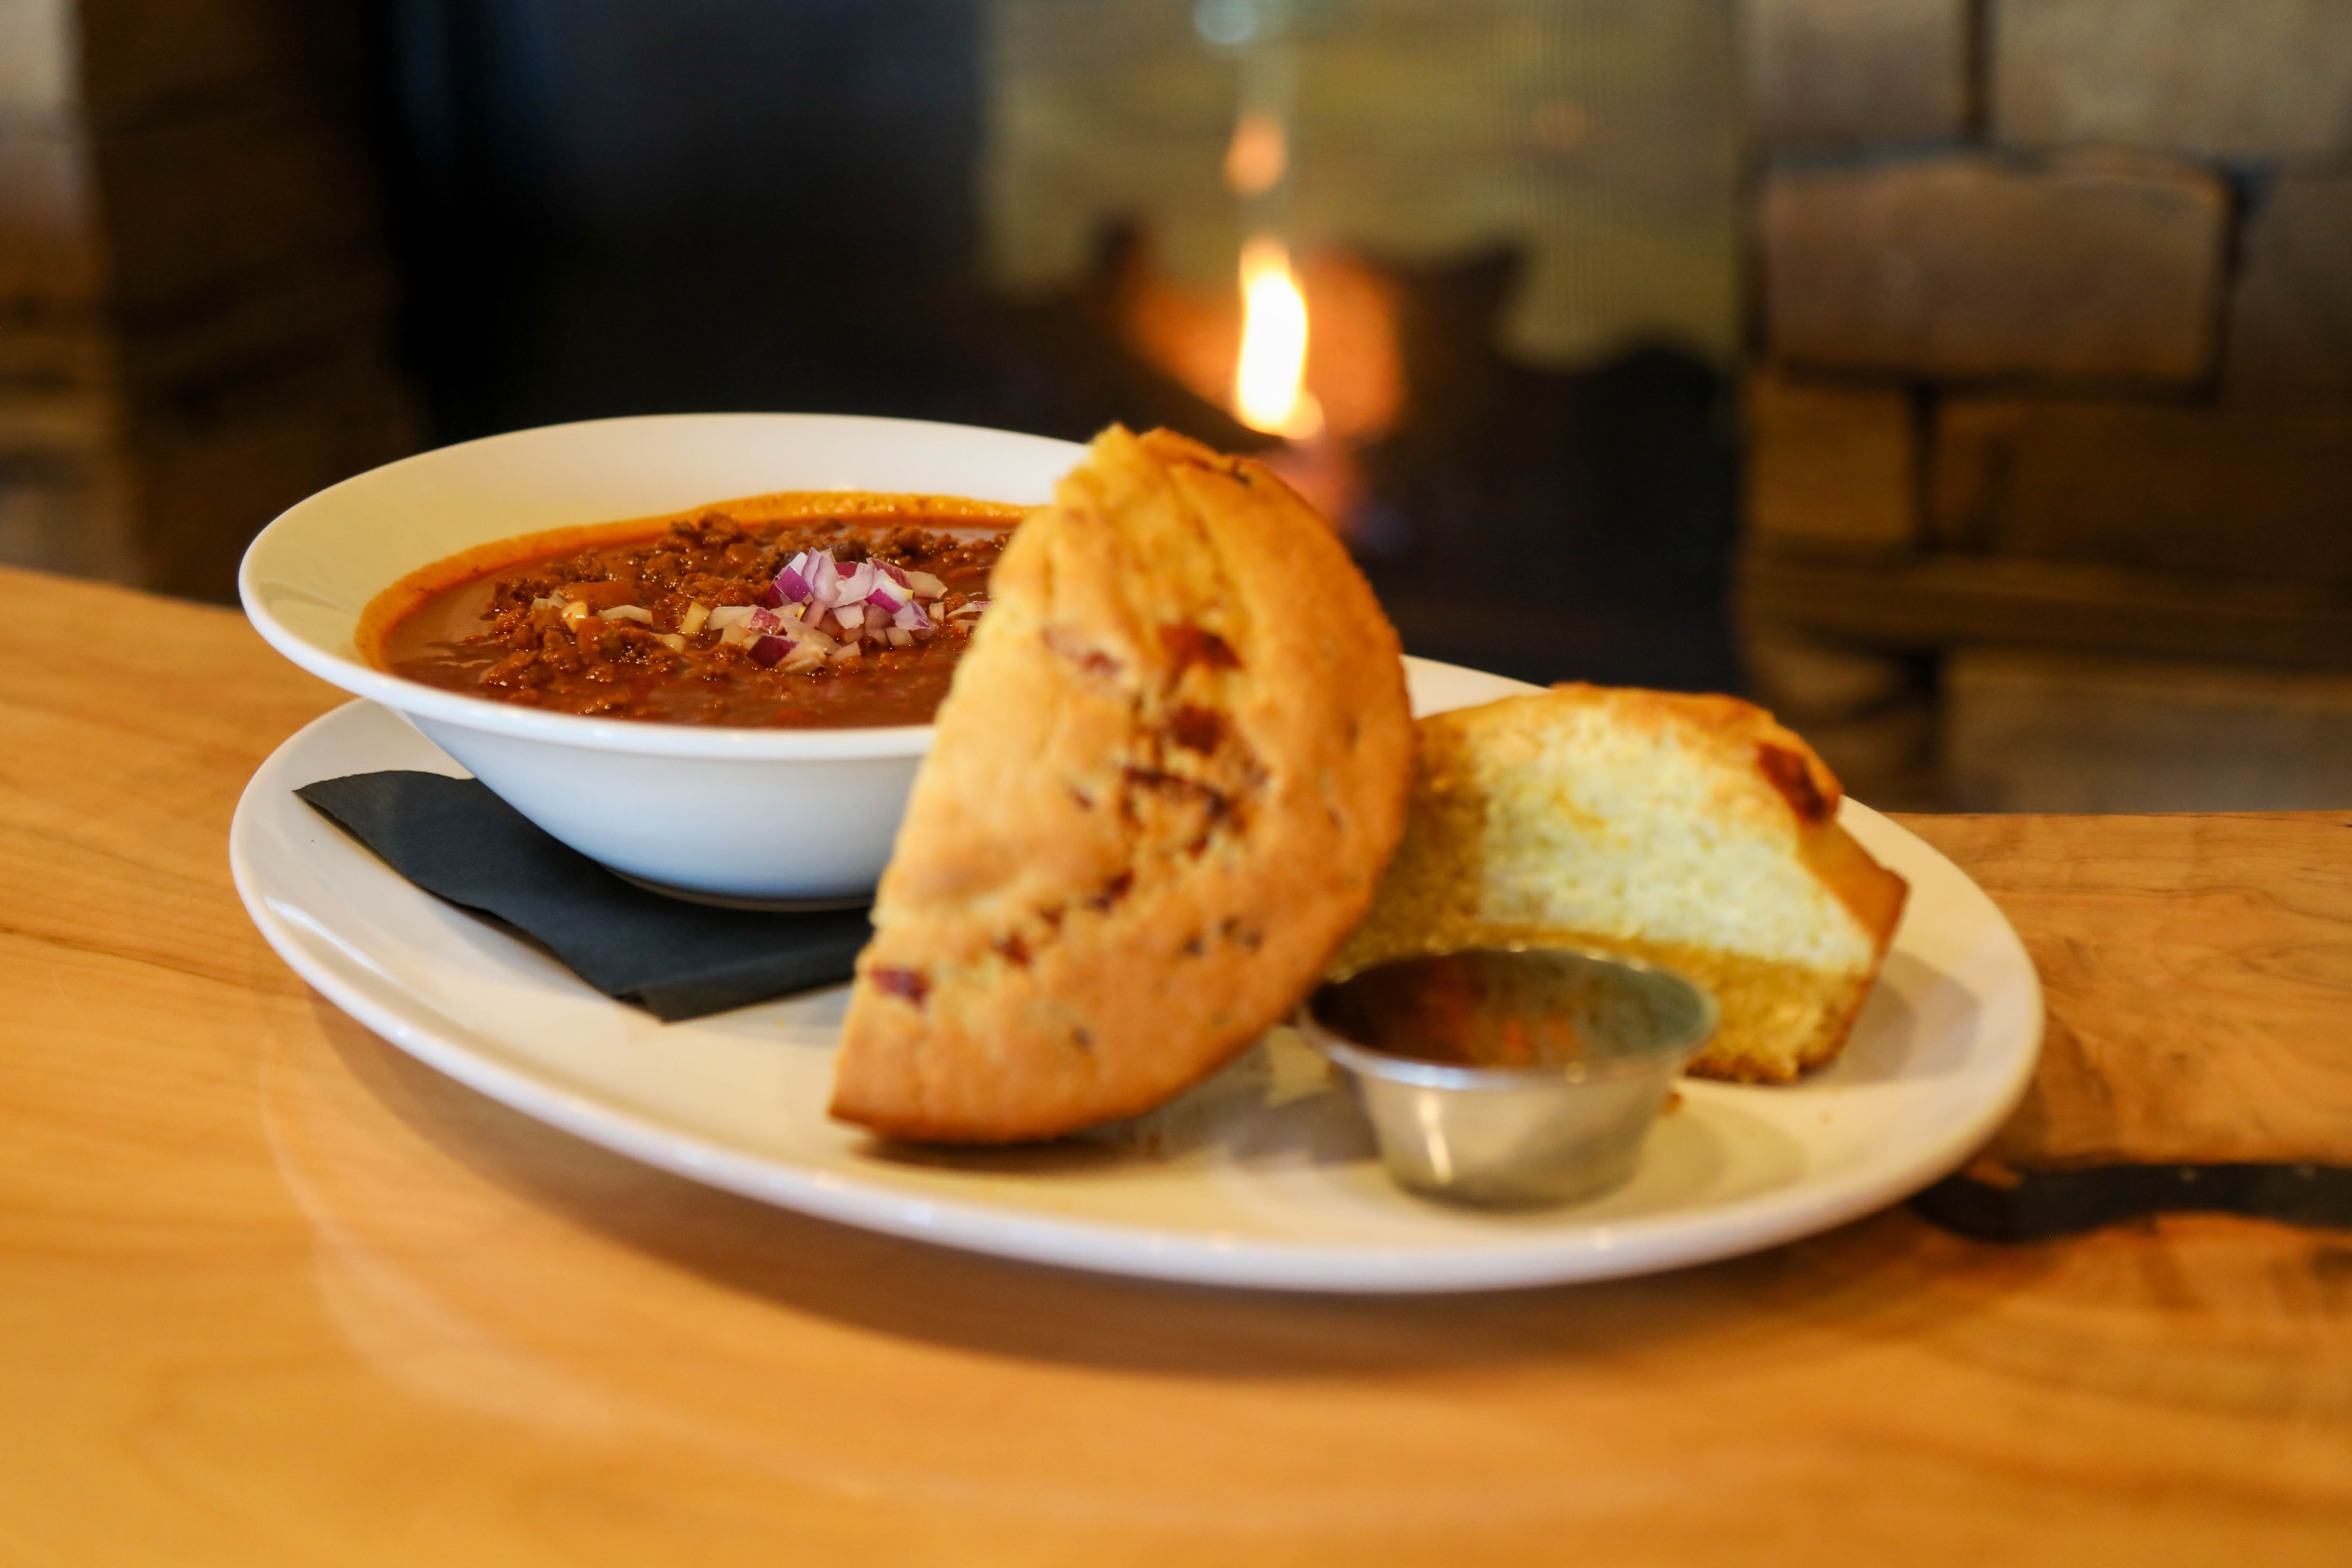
[1114,240,1401,448]
[1223,109,1287,195]
[1234,237,1323,441]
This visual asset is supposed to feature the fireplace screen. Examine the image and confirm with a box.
[378,0,1746,695]
[15,0,2351,811]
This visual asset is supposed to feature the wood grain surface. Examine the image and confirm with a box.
[2,565,2347,1566]
[1893,811,2352,1172]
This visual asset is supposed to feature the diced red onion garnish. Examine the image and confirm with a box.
[598,605,654,624]
[949,598,988,617]
[835,561,878,606]
[805,552,840,606]
[660,547,964,662]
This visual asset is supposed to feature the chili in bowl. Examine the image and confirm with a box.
[366,497,1016,731]
[240,414,1083,904]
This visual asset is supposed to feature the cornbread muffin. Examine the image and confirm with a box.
[1332,685,1908,1083]
[830,425,1414,1141]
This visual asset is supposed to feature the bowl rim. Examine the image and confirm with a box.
[238,412,1087,761]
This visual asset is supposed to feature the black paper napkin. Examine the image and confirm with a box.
[295,771,871,1022]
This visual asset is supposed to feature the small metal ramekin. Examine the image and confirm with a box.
[1296,946,1719,1207]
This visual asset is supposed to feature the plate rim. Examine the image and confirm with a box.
[230,675,2044,1294]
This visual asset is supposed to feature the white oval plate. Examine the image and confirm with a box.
[230,660,2042,1293]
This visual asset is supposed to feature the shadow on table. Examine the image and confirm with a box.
[286,995,2044,1389]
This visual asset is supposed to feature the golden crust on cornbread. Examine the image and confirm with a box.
[1332,684,1909,1083]
[830,425,1414,1141]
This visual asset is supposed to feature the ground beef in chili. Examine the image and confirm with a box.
[382,513,1005,728]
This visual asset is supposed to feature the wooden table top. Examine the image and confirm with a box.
[4,565,2347,1566]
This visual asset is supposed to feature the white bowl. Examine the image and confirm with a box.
[240,414,1086,903]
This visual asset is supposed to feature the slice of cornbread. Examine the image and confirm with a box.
[1330,684,1908,1083]
[829,425,1414,1141]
